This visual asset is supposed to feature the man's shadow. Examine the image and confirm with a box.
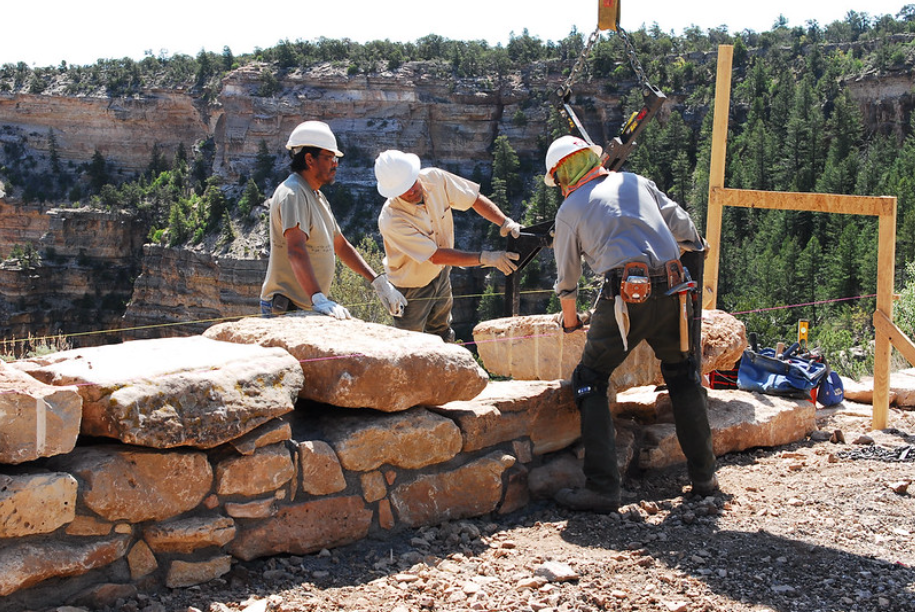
[559,474,914,611]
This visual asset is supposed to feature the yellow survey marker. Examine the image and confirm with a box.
[598,0,620,31]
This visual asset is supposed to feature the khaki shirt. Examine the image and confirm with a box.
[378,168,479,288]
[260,173,341,309]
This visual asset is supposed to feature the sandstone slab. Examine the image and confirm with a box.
[143,516,236,554]
[229,496,373,561]
[432,380,579,455]
[0,535,130,596]
[203,315,488,411]
[0,472,77,538]
[166,555,232,589]
[472,309,746,383]
[320,406,463,472]
[0,361,81,463]
[50,445,212,523]
[215,442,295,497]
[389,452,515,528]
[297,440,347,496]
[14,336,303,449]
[640,389,817,470]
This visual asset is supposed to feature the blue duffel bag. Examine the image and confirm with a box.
[737,346,829,399]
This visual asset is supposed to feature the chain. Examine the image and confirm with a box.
[557,25,651,102]
[616,26,650,88]
[557,26,602,101]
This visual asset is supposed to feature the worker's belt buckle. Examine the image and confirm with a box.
[620,262,651,304]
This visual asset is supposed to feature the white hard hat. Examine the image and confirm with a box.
[544,135,603,186]
[374,150,421,198]
[286,120,343,157]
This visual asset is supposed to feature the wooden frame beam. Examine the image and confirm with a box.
[705,45,903,430]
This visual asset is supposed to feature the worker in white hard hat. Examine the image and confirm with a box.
[260,121,407,319]
[374,150,521,342]
[545,134,717,513]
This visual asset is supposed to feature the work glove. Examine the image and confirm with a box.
[311,292,351,320]
[371,274,408,317]
[480,250,520,275]
[552,309,592,333]
[499,217,522,239]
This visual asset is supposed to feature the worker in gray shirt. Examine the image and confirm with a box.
[546,135,717,513]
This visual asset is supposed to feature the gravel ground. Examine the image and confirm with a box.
[54,406,915,612]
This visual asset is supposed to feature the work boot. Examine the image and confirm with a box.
[555,487,620,514]
[691,474,719,496]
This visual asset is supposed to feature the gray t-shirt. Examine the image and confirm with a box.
[553,172,704,300]
[260,173,341,308]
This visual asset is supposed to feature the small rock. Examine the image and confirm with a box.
[853,434,875,445]
[888,480,910,494]
[831,430,846,443]
[534,561,579,582]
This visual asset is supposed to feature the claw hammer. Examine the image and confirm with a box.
[666,279,697,353]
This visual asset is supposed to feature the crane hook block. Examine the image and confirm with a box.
[598,0,620,31]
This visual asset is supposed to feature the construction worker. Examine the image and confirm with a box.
[545,135,717,513]
[374,150,521,342]
[260,121,407,319]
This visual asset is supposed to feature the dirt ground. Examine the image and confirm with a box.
[57,404,915,612]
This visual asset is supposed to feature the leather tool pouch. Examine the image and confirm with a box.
[620,262,650,304]
[665,259,685,289]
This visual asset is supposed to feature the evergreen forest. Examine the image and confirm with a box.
[4,8,915,376]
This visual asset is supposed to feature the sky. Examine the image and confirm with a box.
[2,1,910,68]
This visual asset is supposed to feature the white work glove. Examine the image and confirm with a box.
[371,274,408,317]
[311,292,351,320]
[499,217,522,238]
[480,250,520,275]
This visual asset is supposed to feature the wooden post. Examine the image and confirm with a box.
[872,206,897,430]
[704,45,733,310]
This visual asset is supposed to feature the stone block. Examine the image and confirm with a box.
[472,309,747,383]
[166,555,232,589]
[203,315,488,411]
[216,443,295,497]
[432,380,579,455]
[143,516,236,554]
[639,389,817,470]
[50,445,212,523]
[390,452,515,528]
[321,406,462,472]
[14,336,303,449]
[230,496,373,561]
[298,440,347,496]
[0,361,81,464]
[0,535,130,596]
[0,472,77,537]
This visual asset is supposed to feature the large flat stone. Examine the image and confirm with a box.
[0,535,130,596]
[639,389,817,470]
[0,472,78,538]
[320,407,462,472]
[13,336,303,449]
[49,445,212,523]
[0,361,81,463]
[432,380,580,455]
[389,452,515,528]
[472,309,747,383]
[203,315,488,411]
[229,496,373,561]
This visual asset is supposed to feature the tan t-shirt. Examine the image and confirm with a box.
[260,173,341,309]
[378,168,479,288]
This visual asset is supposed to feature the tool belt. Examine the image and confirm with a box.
[602,260,685,303]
